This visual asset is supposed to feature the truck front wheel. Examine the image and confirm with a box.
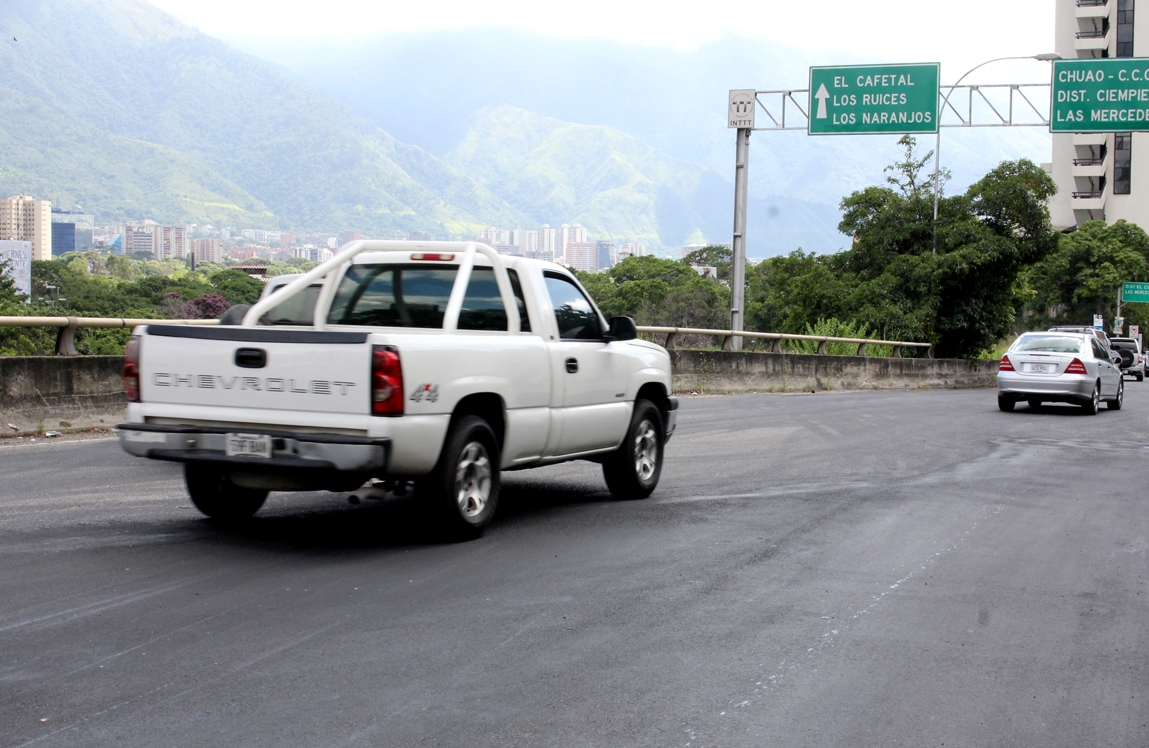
[603,399,664,500]
[417,415,500,541]
[184,464,268,521]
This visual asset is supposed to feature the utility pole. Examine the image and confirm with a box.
[730,127,750,351]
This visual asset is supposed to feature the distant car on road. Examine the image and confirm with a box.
[998,331,1124,414]
[1109,337,1145,381]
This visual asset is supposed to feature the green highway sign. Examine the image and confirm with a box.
[808,63,939,135]
[1051,58,1149,132]
[1122,281,1149,303]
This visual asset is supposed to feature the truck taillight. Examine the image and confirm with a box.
[371,346,404,415]
[1064,358,1087,375]
[123,337,141,402]
[999,355,1014,372]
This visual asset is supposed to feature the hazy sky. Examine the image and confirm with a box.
[149,0,1056,84]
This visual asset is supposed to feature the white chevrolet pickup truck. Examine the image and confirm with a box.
[118,241,678,539]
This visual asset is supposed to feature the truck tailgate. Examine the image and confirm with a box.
[139,326,372,416]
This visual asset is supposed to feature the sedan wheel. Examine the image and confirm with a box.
[1082,382,1100,415]
[1108,378,1124,410]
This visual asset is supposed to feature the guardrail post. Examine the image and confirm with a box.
[772,338,783,353]
[857,342,867,357]
[927,344,934,359]
[892,345,902,358]
[664,332,676,350]
[721,335,733,351]
[816,340,827,355]
[55,318,79,356]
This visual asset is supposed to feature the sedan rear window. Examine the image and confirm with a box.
[1012,335,1084,353]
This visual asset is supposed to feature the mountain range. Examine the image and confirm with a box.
[0,0,1053,256]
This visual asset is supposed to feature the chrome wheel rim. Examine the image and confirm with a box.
[1093,384,1100,410]
[1118,380,1124,404]
[455,441,492,518]
[633,419,659,482]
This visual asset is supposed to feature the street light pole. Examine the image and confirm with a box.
[932,53,1060,254]
[730,127,750,351]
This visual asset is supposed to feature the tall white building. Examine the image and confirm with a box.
[1050,0,1149,229]
[0,196,51,261]
[619,241,646,260]
[539,225,557,262]
[123,220,187,260]
[560,223,587,264]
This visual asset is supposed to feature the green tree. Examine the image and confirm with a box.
[1024,220,1149,330]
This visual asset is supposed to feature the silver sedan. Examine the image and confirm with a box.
[997,332,1124,414]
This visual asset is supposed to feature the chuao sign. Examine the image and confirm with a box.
[0,240,32,300]
[809,63,940,135]
[1051,58,1149,132]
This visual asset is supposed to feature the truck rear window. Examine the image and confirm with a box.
[326,264,530,331]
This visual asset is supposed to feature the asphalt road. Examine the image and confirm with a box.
[3,387,1149,747]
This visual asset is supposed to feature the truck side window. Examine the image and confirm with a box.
[458,268,508,331]
[508,269,531,332]
[543,272,602,340]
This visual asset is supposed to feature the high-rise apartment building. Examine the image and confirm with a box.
[190,238,223,263]
[539,225,557,262]
[0,196,52,261]
[565,241,596,272]
[123,220,187,259]
[1050,0,1149,228]
[619,241,646,260]
[560,223,587,264]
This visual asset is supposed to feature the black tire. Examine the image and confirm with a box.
[219,304,251,325]
[1081,382,1100,415]
[1138,372,1144,382]
[1108,378,1124,410]
[603,399,664,500]
[184,464,268,521]
[1027,398,1042,409]
[416,415,500,541]
[998,395,1016,412]
[1119,349,1136,368]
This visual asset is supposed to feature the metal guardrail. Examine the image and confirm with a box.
[0,316,221,355]
[0,317,931,358]
[637,326,932,358]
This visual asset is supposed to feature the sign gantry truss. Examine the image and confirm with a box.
[750,83,1052,132]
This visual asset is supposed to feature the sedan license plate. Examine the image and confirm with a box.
[1027,363,1050,374]
[225,433,272,458]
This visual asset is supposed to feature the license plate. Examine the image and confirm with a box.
[1027,363,1050,374]
[225,433,272,458]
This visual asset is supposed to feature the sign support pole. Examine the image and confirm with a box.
[731,127,750,351]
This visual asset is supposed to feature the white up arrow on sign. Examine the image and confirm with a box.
[814,83,829,119]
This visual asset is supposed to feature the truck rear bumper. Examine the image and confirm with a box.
[117,423,390,473]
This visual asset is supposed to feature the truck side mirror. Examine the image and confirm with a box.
[607,316,638,341]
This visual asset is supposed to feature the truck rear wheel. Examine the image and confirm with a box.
[417,415,500,541]
[184,464,268,521]
[603,399,664,500]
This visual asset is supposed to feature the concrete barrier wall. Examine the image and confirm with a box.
[0,350,998,436]
[671,350,999,394]
[0,355,125,435]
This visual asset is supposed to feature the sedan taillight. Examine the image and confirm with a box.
[371,346,404,415]
[1064,358,1087,375]
[123,337,141,402]
[999,355,1014,372]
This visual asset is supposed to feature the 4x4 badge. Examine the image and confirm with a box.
[409,383,439,403]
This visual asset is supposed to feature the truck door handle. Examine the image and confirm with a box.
[565,357,579,373]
